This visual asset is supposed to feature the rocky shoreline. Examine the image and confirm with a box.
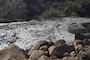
[0,38,90,60]
[0,17,90,60]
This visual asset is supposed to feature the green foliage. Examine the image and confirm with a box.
[39,7,65,18]
[0,0,90,19]
[0,0,26,19]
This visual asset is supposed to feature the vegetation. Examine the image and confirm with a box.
[0,0,90,20]
[0,0,26,19]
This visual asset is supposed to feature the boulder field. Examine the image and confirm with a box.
[0,38,90,60]
[0,17,90,60]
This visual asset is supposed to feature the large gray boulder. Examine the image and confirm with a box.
[67,22,88,34]
[0,45,27,60]
[49,44,74,58]
[29,50,48,60]
[28,40,48,55]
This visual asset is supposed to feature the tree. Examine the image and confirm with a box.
[0,0,90,20]
[0,0,26,19]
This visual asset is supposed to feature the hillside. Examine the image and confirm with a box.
[0,0,90,21]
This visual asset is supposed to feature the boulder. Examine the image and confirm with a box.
[81,46,90,60]
[74,40,82,47]
[74,40,83,52]
[83,39,90,45]
[54,39,66,47]
[70,51,76,57]
[48,44,74,58]
[62,57,68,60]
[50,55,58,60]
[62,56,79,60]
[28,40,48,55]
[38,55,49,60]
[67,22,88,34]
[48,41,54,47]
[39,45,48,51]
[75,44,82,53]
[67,57,79,60]
[29,50,48,60]
[0,45,27,60]
[48,45,56,56]
[63,52,70,57]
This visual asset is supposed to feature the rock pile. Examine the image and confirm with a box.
[0,45,27,60]
[0,39,90,60]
